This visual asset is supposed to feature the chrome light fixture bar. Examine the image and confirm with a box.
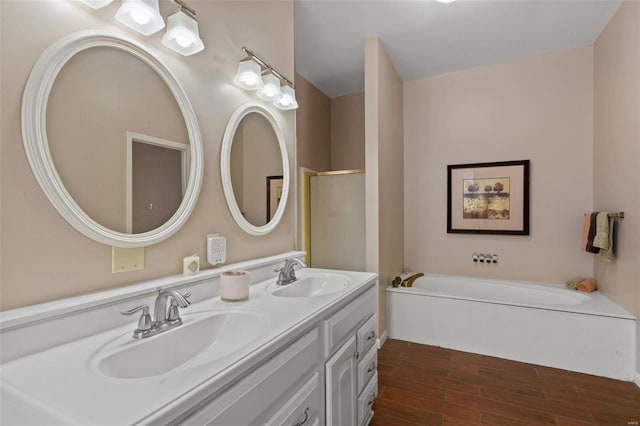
[162,0,204,56]
[235,47,298,110]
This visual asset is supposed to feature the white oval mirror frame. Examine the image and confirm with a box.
[221,103,290,236]
[21,31,203,247]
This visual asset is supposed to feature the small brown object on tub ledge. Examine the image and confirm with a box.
[577,278,597,293]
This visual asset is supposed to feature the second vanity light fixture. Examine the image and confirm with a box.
[77,0,204,56]
[233,47,299,111]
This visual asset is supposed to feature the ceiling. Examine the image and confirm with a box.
[294,0,622,98]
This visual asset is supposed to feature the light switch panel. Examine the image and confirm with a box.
[112,247,145,273]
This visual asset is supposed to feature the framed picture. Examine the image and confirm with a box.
[266,175,284,222]
[447,160,529,235]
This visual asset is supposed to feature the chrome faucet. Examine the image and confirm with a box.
[275,258,308,286]
[154,289,190,325]
[121,288,191,339]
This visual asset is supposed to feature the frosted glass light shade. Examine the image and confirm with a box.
[77,0,114,8]
[273,85,298,110]
[257,73,283,101]
[115,0,165,36]
[162,10,204,56]
[233,59,264,91]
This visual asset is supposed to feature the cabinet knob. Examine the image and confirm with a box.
[292,407,309,426]
[353,351,359,360]
[366,330,376,341]
[367,361,376,374]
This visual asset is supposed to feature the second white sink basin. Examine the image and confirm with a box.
[93,309,268,379]
[271,273,351,298]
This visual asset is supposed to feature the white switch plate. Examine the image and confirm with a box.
[112,247,144,273]
[207,234,226,265]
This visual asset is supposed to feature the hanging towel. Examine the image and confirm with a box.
[597,217,616,262]
[565,278,583,290]
[577,278,597,293]
[585,212,600,254]
[593,212,611,249]
[581,214,591,251]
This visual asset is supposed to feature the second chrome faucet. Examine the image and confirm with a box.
[275,258,307,286]
[121,288,191,339]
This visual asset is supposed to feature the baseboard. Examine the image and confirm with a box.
[377,329,388,349]
[634,371,640,388]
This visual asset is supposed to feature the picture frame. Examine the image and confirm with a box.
[266,175,284,223]
[447,160,530,235]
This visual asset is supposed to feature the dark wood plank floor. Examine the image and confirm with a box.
[371,339,640,426]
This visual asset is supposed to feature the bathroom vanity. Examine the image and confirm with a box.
[0,252,378,425]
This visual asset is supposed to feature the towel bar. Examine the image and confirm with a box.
[584,212,624,219]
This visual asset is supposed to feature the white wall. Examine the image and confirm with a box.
[404,46,594,284]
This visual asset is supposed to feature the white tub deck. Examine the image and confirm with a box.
[387,275,636,381]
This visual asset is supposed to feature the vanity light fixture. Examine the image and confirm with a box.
[233,58,264,90]
[234,47,298,110]
[257,72,283,101]
[115,0,165,36]
[273,84,298,110]
[434,0,456,3]
[161,0,204,56]
[76,0,114,9]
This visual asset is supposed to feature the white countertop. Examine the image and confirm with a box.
[0,267,377,425]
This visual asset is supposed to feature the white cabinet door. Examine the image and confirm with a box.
[325,335,357,426]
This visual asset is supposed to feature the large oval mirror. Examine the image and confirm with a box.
[22,31,203,247]
[221,103,289,236]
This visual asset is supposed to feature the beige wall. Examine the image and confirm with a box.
[295,73,331,172]
[404,46,594,284]
[365,38,404,335]
[0,0,295,310]
[331,92,365,170]
[593,0,640,373]
[593,0,640,317]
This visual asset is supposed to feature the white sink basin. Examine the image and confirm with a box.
[271,273,351,298]
[93,309,268,379]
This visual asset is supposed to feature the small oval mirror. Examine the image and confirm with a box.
[221,103,289,236]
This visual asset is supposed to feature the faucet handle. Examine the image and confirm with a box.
[121,305,152,332]
[121,304,149,316]
[175,290,191,307]
[167,301,181,322]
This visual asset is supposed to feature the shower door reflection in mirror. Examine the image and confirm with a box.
[229,112,282,227]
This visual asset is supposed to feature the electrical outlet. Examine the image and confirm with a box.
[112,247,144,273]
[207,234,226,265]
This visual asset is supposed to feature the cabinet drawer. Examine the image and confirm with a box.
[264,372,321,426]
[324,287,376,357]
[356,344,377,394]
[356,314,377,358]
[181,328,320,425]
[357,372,378,426]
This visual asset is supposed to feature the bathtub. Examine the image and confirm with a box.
[387,274,636,381]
